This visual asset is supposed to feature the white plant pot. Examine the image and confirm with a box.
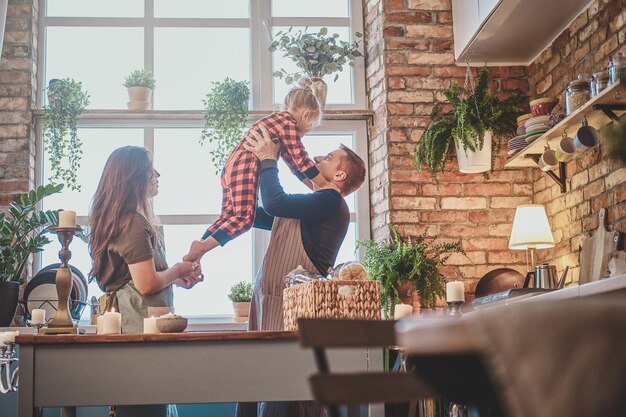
[455,131,493,173]
[127,86,152,110]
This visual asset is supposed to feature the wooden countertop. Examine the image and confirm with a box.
[16,330,298,345]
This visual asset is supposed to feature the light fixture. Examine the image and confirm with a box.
[509,204,555,271]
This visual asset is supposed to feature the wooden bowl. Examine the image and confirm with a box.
[155,316,188,333]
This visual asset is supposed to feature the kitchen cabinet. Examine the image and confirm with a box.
[452,0,593,65]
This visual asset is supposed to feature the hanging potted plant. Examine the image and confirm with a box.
[415,68,525,178]
[200,77,250,174]
[228,281,253,322]
[269,27,363,108]
[0,184,63,326]
[43,78,90,191]
[123,69,156,111]
[357,227,464,318]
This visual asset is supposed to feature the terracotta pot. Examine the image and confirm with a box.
[309,76,327,109]
[233,301,250,322]
[127,87,152,110]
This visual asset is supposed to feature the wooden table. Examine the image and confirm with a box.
[17,331,382,417]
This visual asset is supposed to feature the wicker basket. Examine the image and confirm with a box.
[283,280,381,331]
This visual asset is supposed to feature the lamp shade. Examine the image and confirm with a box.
[509,204,555,250]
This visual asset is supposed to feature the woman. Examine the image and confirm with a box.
[88,146,202,417]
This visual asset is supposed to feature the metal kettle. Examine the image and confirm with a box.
[523,264,569,289]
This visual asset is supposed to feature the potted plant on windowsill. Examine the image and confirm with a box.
[415,68,525,178]
[200,78,250,175]
[269,27,363,108]
[0,184,64,326]
[123,69,156,111]
[44,78,90,191]
[357,227,464,319]
[228,281,253,322]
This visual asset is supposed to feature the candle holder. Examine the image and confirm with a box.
[29,323,45,335]
[0,342,19,394]
[40,226,82,335]
[447,301,463,317]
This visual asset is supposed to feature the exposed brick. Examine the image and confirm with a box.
[464,183,511,196]
[441,197,487,210]
[406,24,452,38]
[408,0,451,11]
[408,52,455,65]
[386,11,433,24]
[490,196,533,209]
[421,183,461,196]
[420,210,467,223]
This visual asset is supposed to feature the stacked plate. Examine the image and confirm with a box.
[516,113,532,137]
[508,135,527,156]
[524,115,551,143]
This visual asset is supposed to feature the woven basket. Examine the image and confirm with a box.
[283,280,381,331]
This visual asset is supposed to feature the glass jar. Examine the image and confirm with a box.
[565,75,590,115]
[591,69,609,98]
[608,52,626,84]
[330,261,368,281]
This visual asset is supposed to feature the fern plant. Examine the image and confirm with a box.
[357,227,464,318]
[0,184,64,283]
[415,68,526,179]
[200,78,250,174]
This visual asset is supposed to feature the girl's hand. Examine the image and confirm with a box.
[244,125,279,160]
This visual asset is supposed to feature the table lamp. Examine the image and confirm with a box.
[509,204,555,271]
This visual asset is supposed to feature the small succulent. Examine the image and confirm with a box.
[123,69,156,89]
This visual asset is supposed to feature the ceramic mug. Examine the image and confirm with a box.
[555,136,576,162]
[538,148,558,171]
[573,119,599,151]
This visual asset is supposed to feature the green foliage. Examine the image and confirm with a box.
[415,68,526,179]
[43,78,90,191]
[228,281,253,302]
[357,227,464,318]
[123,69,156,89]
[270,27,363,84]
[605,121,626,165]
[200,78,250,174]
[0,184,64,283]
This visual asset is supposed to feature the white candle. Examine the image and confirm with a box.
[31,309,46,325]
[394,304,413,320]
[100,311,122,334]
[58,210,77,228]
[143,317,160,334]
[446,281,465,302]
[0,333,6,344]
[96,315,104,335]
[0,331,18,344]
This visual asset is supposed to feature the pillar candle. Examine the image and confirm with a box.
[58,210,77,228]
[143,317,160,334]
[100,311,122,334]
[31,308,46,325]
[446,281,465,302]
[0,331,18,343]
[96,315,104,335]
[394,304,413,320]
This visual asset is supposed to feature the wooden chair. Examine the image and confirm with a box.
[297,318,436,417]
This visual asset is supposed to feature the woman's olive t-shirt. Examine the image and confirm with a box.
[96,213,168,293]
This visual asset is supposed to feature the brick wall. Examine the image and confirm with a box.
[528,0,626,284]
[0,0,38,208]
[364,0,532,300]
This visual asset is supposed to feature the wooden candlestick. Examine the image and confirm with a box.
[40,226,82,335]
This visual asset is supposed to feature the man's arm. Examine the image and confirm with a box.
[253,206,274,231]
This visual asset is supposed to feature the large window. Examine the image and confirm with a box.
[38,0,369,317]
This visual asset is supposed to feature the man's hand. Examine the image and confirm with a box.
[183,240,206,262]
[244,125,279,161]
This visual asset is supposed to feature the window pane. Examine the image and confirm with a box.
[153,128,223,215]
[154,0,249,18]
[43,129,144,215]
[272,0,349,18]
[163,225,253,316]
[272,27,354,105]
[335,222,357,264]
[45,27,143,109]
[46,0,143,17]
[154,28,250,110]
[276,133,356,211]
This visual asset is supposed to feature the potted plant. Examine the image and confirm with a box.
[357,227,464,318]
[415,68,525,178]
[123,69,156,111]
[200,78,250,174]
[269,27,363,107]
[0,184,64,326]
[228,281,253,322]
[43,78,90,191]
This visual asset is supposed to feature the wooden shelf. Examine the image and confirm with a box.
[505,79,626,168]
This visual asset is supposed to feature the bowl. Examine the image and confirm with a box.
[530,98,559,116]
[155,315,188,333]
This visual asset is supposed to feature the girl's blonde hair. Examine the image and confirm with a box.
[282,77,323,129]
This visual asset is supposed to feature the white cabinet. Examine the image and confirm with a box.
[478,0,500,21]
[451,0,480,61]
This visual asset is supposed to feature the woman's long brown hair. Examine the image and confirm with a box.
[88,146,158,281]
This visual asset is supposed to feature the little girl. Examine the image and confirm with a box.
[184,78,327,261]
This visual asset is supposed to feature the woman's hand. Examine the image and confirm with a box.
[173,261,204,289]
[244,125,279,161]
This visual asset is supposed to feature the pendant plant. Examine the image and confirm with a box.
[200,78,250,174]
[43,78,90,191]
[415,68,526,179]
[357,227,464,318]
[0,184,64,283]
[270,27,363,84]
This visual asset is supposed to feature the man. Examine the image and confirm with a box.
[236,125,366,417]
